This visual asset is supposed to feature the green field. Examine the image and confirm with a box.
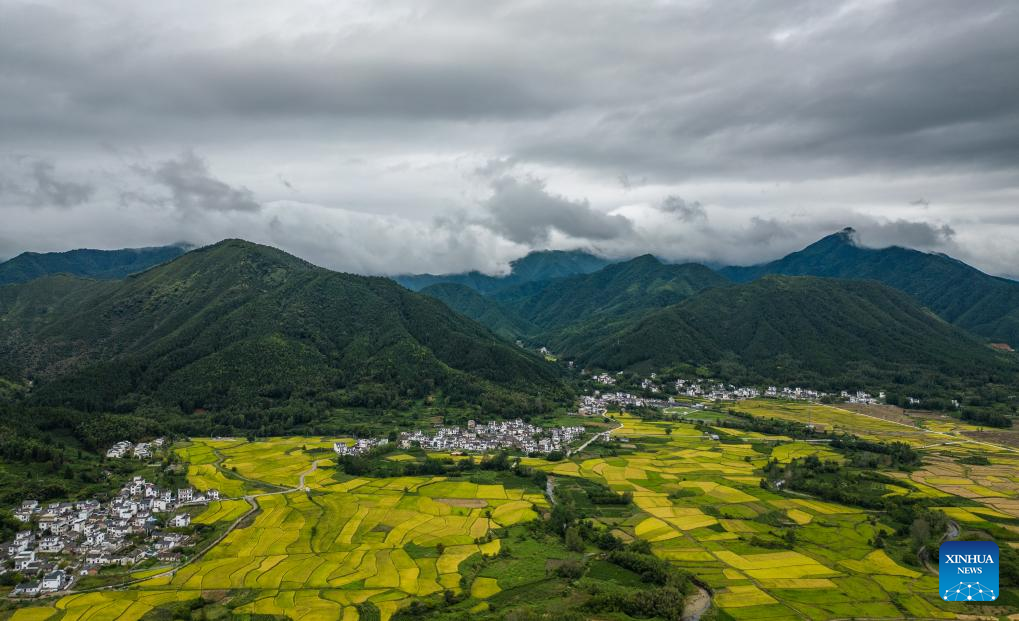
[18,438,546,621]
[537,409,1019,620]
[15,401,1019,620]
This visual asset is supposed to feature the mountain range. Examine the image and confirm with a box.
[552,275,1011,388]
[0,240,566,417]
[721,227,1019,347]
[395,249,612,293]
[0,244,190,286]
[2,229,1018,421]
[404,231,1019,391]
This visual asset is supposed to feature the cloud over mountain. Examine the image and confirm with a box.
[0,0,1016,275]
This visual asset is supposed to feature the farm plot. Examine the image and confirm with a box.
[38,438,545,621]
[552,411,977,619]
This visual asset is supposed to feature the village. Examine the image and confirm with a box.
[2,442,211,598]
[578,375,883,417]
[399,419,585,454]
[333,419,587,456]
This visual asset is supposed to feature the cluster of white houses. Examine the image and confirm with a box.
[105,438,166,460]
[3,476,213,597]
[332,437,390,456]
[577,380,886,417]
[398,419,585,454]
[676,380,883,404]
[576,392,673,416]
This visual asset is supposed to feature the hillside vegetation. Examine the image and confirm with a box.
[494,254,728,333]
[553,275,1018,389]
[0,240,568,420]
[419,283,537,341]
[0,244,188,285]
[722,228,1019,348]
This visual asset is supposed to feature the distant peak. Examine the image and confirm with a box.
[837,227,858,243]
[630,253,662,264]
[807,227,859,250]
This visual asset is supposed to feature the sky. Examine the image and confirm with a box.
[1,0,1017,277]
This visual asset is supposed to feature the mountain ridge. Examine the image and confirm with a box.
[720,228,1019,347]
[394,249,612,293]
[493,254,729,334]
[0,244,191,285]
[0,239,568,417]
[552,274,1016,390]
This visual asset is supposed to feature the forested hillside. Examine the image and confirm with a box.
[0,240,568,422]
[494,254,728,333]
[419,283,537,341]
[722,228,1019,348]
[553,275,1017,391]
[0,244,189,285]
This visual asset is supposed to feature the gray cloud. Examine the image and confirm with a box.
[0,158,94,208]
[0,1,1017,277]
[852,220,956,250]
[135,151,260,213]
[481,176,633,245]
[29,160,95,207]
[657,196,706,222]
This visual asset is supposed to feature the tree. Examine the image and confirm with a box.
[565,526,584,552]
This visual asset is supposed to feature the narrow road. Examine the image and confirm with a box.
[919,520,960,575]
[299,459,319,490]
[568,418,623,456]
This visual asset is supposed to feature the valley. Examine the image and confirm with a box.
[6,400,1018,621]
[3,234,1019,620]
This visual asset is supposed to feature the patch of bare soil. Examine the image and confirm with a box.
[838,403,913,424]
[436,498,487,508]
[963,429,1019,449]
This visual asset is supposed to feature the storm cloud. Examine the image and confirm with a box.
[142,151,261,213]
[482,176,633,245]
[0,0,1017,275]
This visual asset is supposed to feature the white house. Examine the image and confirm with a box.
[13,581,41,597]
[40,570,68,592]
[169,513,191,528]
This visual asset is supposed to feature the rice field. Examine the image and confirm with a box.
[540,410,1016,619]
[32,438,546,621]
[22,401,1019,620]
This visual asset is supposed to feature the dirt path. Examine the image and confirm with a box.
[299,459,319,490]
[919,520,960,575]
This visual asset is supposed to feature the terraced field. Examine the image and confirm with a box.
[12,402,1019,620]
[13,439,546,621]
[539,409,1019,620]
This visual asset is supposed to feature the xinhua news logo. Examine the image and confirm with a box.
[939,540,999,602]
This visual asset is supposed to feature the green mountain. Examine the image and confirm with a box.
[555,275,1016,389]
[495,254,729,333]
[419,283,537,341]
[0,240,567,416]
[395,249,612,294]
[721,228,1019,348]
[0,244,190,285]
